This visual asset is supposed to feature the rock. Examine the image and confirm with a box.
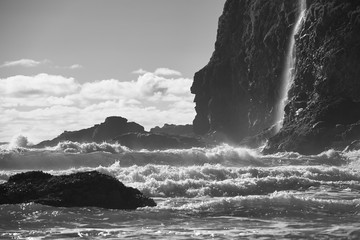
[150,124,194,137]
[35,116,145,147]
[239,124,278,149]
[191,0,299,142]
[0,171,156,209]
[344,140,360,152]
[265,1,360,154]
[192,0,360,154]
[113,132,205,150]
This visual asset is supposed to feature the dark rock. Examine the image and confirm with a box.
[344,140,360,152]
[114,132,205,150]
[193,0,360,154]
[191,0,299,142]
[0,171,156,209]
[266,1,360,154]
[240,125,278,149]
[35,116,145,147]
[150,124,194,137]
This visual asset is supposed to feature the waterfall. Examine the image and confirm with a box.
[274,0,307,133]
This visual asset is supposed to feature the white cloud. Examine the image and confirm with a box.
[0,73,79,96]
[55,63,83,70]
[0,73,80,107]
[0,59,48,68]
[0,69,195,143]
[132,68,181,76]
[0,58,82,70]
[69,64,83,69]
[154,68,182,76]
[132,68,148,75]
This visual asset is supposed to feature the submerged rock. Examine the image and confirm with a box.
[0,171,156,209]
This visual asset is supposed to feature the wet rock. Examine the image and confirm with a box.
[150,124,194,137]
[0,171,156,209]
[344,140,360,152]
[114,132,205,150]
[193,0,360,154]
[191,0,299,142]
[266,0,360,154]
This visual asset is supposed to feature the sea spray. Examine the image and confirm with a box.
[8,135,30,149]
[275,0,307,132]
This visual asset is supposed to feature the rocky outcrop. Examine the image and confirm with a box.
[35,116,145,147]
[191,0,299,142]
[192,0,360,154]
[265,0,360,154]
[114,132,205,150]
[0,171,156,209]
[150,124,194,137]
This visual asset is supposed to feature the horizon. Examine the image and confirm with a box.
[0,0,225,143]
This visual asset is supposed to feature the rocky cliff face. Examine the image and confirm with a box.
[192,0,360,154]
[265,0,360,154]
[191,0,299,142]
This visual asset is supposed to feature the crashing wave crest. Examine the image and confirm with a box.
[51,141,130,154]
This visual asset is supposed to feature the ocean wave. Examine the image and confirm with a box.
[261,149,348,166]
[37,162,360,198]
[0,144,264,170]
[157,192,360,217]
[121,166,359,198]
[50,141,130,154]
[0,142,359,171]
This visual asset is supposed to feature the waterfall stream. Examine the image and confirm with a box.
[275,0,307,133]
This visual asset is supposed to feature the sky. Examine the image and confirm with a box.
[0,0,225,143]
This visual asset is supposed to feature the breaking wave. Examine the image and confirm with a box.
[0,141,354,171]
[158,191,360,217]
[52,141,129,154]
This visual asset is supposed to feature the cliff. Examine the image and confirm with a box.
[192,0,360,154]
[191,0,299,142]
[265,0,360,154]
[35,116,145,147]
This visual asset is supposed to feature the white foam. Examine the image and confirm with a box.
[158,191,360,216]
[50,141,130,154]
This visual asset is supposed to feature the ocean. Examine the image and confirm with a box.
[1,141,360,239]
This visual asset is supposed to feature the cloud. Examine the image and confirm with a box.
[132,68,182,76]
[55,63,83,70]
[69,64,83,69]
[0,58,82,70]
[132,68,148,75]
[154,68,182,76]
[0,73,80,107]
[0,59,48,68]
[0,73,79,97]
[0,69,195,143]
